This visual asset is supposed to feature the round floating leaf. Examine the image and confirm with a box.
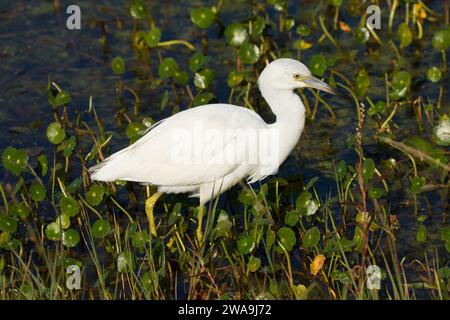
[237,234,255,255]
[1,146,28,175]
[309,54,327,77]
[355,69,370,97]
[248,256,261,272]
[346,0,360,16]
[392,70,411,90]
[303,226,320,249]
[125,122,146,142]
[330,0,342,6]
[335,160,347,181]
[227,71,244,87]
[37,154,48,176]
[194,68,213,89]
[225,23,248,47]
[92,219,111,239]
[145,27,161,48]
[238,43,261,65]
[45,222,62,240]
[432,30,450,51]
[411,176,425,193]
[85,184,105,206]
[63,229,80,247]
[427,67,441,83]
[190,7,215,29]
[293,284,308,300]
[188,52,210,72]
[369,187,384,199]
[354,26,369,44]
[441,227,450,242]
[117,252,134,273]
[129,0,148,19]
[30,182,46,202]
[60,196,79,217]
[277,227,296,251]
[54,91,71,107]
[111,56,125,74]
[173,70,189,85]
[416,224,427,243]
[10,203,30,218]
[158,57,178,79]
[296,24,311,36]
[251,17,266,36]
[362,158,375,184]
[284,210,299,227]
[0,216,17,233]
[132,231,149,248]
[57,214,71,230]
[397,23,412,47]
[46,122,66,144]
[193,92,215,107]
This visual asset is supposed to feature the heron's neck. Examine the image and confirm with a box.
[261,87,306,162]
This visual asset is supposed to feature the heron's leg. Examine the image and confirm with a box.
[196,203,205,243]
[145,191,162,237]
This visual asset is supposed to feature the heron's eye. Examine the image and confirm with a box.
[293,73,302,80]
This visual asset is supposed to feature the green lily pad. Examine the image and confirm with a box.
[362,158,375,183]
[309,54,327,77]
[397,23,412,47]
[237,234,255,255]
[296,24,311,36]
[37,154,48,176]
[158,57,178,79]
[111,56,125,74]
[427,67,441,83]
[227,71,244,87]
[188,52,210,72]
[63,229,80,247]
[190,7,215,29]
[60,196,79,217]
[441,227,450,242]
[194,68,213,89]
[432,29,450,51]
[0,216,18,233]
[335,160,347,181]
[355,69,370,97]
[303,226,320,249]
[416,224,427,243]
[225,23,248,47]
[411,176,425,193]
[368,187,384,199]
[173,70,189,85]
[131,231,149,248]
[392,70,411,90]
[354,26,369,44]
[125,122,146,142]
[30,181,46,202]
[238,43,261,65]
[211,210,232,240]
[85,184,105,206]
[1,146,28,175]
[46,122,66,144]
[45,222,62,240]
[10,203,30,218]
[92,219,111,239]
[251,17,266,36]
[277,227,296,251]
[193,92,215,106]
[129,0,148,19]
[145,27,161,48]
[247,256,261,272]
[54,91,71,107]
[57,214,71,230]
[284,210,299,227]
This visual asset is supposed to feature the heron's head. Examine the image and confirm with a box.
[258,58,336,95]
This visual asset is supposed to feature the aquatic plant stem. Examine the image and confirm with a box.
[196,203,205,243]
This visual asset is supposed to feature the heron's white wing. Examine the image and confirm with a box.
[90,104,267,186]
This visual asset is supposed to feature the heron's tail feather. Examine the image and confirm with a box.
[89,146,132,182]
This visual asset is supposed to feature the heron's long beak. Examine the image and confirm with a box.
[303,76,337,95]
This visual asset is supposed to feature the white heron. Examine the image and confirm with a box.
[89,58,336,240]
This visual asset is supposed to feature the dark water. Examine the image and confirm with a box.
[0,0,448,298]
